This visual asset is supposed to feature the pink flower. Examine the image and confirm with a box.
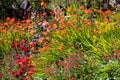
[43,12,47,16]
[21,39,26,43]
[55,9,62,15]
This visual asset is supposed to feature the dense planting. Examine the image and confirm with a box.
[1,1,120,80]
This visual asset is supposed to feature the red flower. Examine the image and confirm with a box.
[20,44,26,51]
[14,54,20,59]
[16,58,23,65]
[113,53,118,59]
[117,50,120,53]
[17,44,20,47]
[29,68,36,73]
[18,68,23,76]
[0,60,2,63]
[0,72,2,78]
[14,73,20,78]
[71,77,76,80]
[23,56,29,63]
[9,69,15,75]
[22,77,27,80]
[12,43,17,48]
[24,48,30,53]
[105,54,110,62]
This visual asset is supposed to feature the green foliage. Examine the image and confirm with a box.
[33,5,120,79]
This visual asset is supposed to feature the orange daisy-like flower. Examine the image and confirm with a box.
[26,19,31,24]
[9,18,15,24]
[79,6,84,10]
[84,9,92,14]
[6,17,11,22]
[83,19,91,26]
[40,1,46,6]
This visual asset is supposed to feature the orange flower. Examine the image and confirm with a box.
[59,30,65,34]
[67,20,72,25]
[38,47,45,53]
[3,22,8,26]
[79,6,84,10]
[38,37,44,43]
[6,17,10,22]
[0,27,2,30]
[4,40,8,42]
[30,30,36,35]
[42,31,48,36]
[45,46,50,50]
[71,20,77,24]
[13,30,19,33]
[78,28,82,31]
[94,9,101,13]
[83,19,91,26]
[45,37,50,41]
[29,55,33,59]
[40,1,46,6]
[38,39,43,44]
[26,19,31,24]
[9,18,15,24]
[46,29,50,33]
[2,29,7,33]
[59,18,65,23]
[43,43,50,50]
[67,7,72,11]
[72,25,77,29]
[15,38,20,42]
[21,20,26,23]
[43,42,50,47]
[18,26,22,29]
[0,42,2,44]
[102,10,113,16]
[52,23,57,29]
[30,63,36,67]
[31,47,35,51]
[57,47,62,51]
[84,9,92,14]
